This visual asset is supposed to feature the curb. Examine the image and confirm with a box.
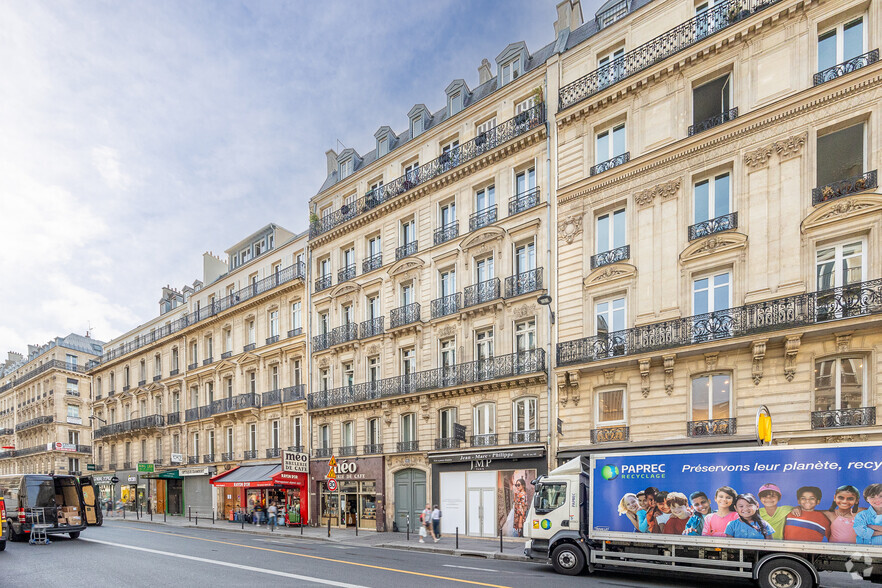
[374,543,531,562]
[106,518,342,543]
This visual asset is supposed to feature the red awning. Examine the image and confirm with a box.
[210,464,281,488]
[271,471,307,487]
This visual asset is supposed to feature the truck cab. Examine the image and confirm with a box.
[524,458,590,575]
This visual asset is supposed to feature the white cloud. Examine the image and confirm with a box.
[91,146,131,192]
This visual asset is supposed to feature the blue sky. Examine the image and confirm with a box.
[0,0,598,354]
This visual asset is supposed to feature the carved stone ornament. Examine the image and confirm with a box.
[584,263,637,288]
[437,325,457,338]
[744,145,773,168]
[366,344,380,356]
[824,434,868,444]
[704,353,719,372]
[318,357,330,368]
[512,304,536,319]
[751,339,767,386]
[784,335,801,382]
[557,213,583,244]
[420,395,430,420]
[557,371,580,406]
[634,178,681,207]
[773,132,808,159]
[663,355,675,396]
[639,359,651,398]
[835,332,852,353]
[817,200,875,221]
[382,401,392,426]
[603,368,615,385]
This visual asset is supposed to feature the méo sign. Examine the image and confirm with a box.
[282,451,309,473]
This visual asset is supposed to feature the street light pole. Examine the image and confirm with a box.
[537,295,554,446]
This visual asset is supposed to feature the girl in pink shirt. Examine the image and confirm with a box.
[703,486,738,537]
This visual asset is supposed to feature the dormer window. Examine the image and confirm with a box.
[411,116,424,138]
[339,158,353,179]
[596,0,628,29]
[501,60,521,85]
[378,137,388,157]
[448,91,463,116]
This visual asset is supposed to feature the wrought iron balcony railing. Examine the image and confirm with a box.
[435,437,460,450]
[360,317,384,339]
[390,303,421,328]
[266,447,282,458]
[185,405,212,422]
[315,275,332,293]
[558,278,882,366]
[262,389,282,406]
[243,343,256,352]
[469,206,497,231]
[123,461,133,469]
[814,49,879,86]
[811,407,875,429]
[510,430,540,444]
[362,253,382,274]
[188,456,199,464]
[314,447,333,458]
[509,187,541,216]
[396,441,420,453]
[15,415,54,432]
[434,222,459,245]
[308,349,545,410]
[283,385,305,402]
[470,434,497,447]
[243,450,258,460]
[287,327,303,338]
[559,0,782,110]
[266,335,279,345]
[221,452,235,461]
[203,454,215,463]
[590,152,630,176]
[90,261,305,366]
[464,278,501,308]
[153,374,162,382]
[688,107,738,136]
[310,104,546,238]
[138,379,146,387]
[108,463,118,470]
[505,268,543,298]
[203,357,213,366]
[363,443,383,454]
[591,426,630,443]
[287,445,304,453]
[330,323,358,347]
[313,333,330,352]
[688,212,738,241]
[591,245,630,270]
[338,265,356,283]
[0,359,88,395]
[0,428,12,436]
[94,414,165,439]
[812,170,877,206]
[395,241,418,261]
[431,293,461,318]
[338,445,357,456]
[687,418,736,437]
[167,412,181,425]
[211,393,260,416]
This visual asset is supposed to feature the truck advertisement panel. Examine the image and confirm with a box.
[591,444,882,546]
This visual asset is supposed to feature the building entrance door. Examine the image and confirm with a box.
[167,479,183,515]
[467,487,495,537]
[393,468,425,533]
[155,480,167,514]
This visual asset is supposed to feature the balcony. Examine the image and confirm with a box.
[396,441,420,453]
[167,412,181,426]
[0,359,88,396]
[262,389,282,406]
[170,369,179,376]
[138,379,146,387]
[314,447,333,458]
[390,303,421,328]
[203,357,214,366]
[185,405,212,422]
[75,445,92,454]
[688,212,738,241]
[509,187,541,216]
[559,0,782,110]
[187,363,197,371]
[395,241,418,261]
[811,170,877,206]
[266,448,282,458]
[221,452,235,461]
[283,385,306,402]
[811,407,876,429]
[590,245,630,270]
[153,459,163,466]
[308,349,545,410]
[360,317,384,339]
[338,265,356,283]
[0,428,12,436]
[434,222,459,246]
[505,268,543,298]
[362,253,382,274]
[469,206,497,232]
[288,445,304,453]
[339,446,357,456]
[123,385,131,391]
[123,461,133,469]
[591,426,630,443]
[688,107,738,136]
[434,438,460,450]
[243,343,256,352]
[310,104,546,239]
[687,418,736,437]
[557,278,882,366]
[203,454,215,463]
[94,415,165,439]
[814,49,879,86]
[287,327,303,338]
[431,293,461,319]
[510,430,540,444]
[153,375,162,382]
[266,335,279,345]
[470,434,497,447]
[211,393,260,416]
[464,278,501,308]
[363,443,383,455]
[315,275,332,293]
[243,450,258,460]
[15,415,54,432]
[330,324,358,347]
[590,152,630,176]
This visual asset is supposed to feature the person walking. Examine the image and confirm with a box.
[420,503,434,543]
[431,504,442,542]
[267,502,278,528]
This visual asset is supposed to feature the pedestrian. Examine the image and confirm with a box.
[420,503,435,543]
[105,498,112,518]
[431,504,442,542]
[267,502,278,528]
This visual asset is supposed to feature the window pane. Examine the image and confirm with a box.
[816,247,835,290]
[840,357,864,409]
[714,174,730,216]
[694,180,710,223]
[818,29,837,71]
[691,377,710,421]
[842,242,863,285]
[711,374,730,419]
[612,209,626,248]
[843,19,863,61]
[598,390,624,422]
[814,359,835,410]
[693,278,709,315]
[693,75,728,125]
[596,131,609,163]
[712,273,729,312]
[596,214,610,251]
[612,297,626,331]
[596,301,609,336]
[817,123,864,187]
[612,125,626,156]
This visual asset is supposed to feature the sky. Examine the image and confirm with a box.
[0,0,599,356]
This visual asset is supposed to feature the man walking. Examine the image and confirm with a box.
[267,502,278,528]
[431,504,442,542]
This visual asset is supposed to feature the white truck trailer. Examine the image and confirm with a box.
[524,443,882,587]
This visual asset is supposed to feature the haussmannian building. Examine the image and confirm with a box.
[0,334,104,477]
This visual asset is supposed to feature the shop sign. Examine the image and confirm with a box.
[87,464,96,471]
[428,447,546,464]
[67,416,83,425]
[49,442,77,452]
[111,476,120,484]
[170,453,184,464]
[137,463,155,473]
[179,466,209,477]
[94,475,114,484]
[328,458,364,480]
[127,475,138,483]
[453,423,466,442]
[282,451,309,473]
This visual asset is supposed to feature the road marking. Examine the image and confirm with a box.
[443,564,495,572]
[127,527,513,587]
[80,538,368,587]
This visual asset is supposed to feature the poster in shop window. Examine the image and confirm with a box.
[498,468,537,537]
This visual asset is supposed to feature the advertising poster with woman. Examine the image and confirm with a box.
[499,468,537,537]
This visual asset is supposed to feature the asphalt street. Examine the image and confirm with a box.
[0,521,869,588]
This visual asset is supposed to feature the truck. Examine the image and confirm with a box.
[524,443,882,587]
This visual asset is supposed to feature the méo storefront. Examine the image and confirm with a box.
[210,464,307,525]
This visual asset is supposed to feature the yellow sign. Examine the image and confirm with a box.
[756,405,772,446]
[327,455,337,479]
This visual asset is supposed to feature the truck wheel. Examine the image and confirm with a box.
[68,532,80,540]
[551,544,585,575]
[757,558,814,588]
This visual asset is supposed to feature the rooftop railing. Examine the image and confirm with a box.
[94,414,165,439]
[0,360,87,394]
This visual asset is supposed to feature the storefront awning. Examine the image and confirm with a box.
[142,469,181,479]
[210,464,282,488]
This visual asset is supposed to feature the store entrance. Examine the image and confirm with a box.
[155,480,167,514]
[394,468,425,533]
[168,479,183,515]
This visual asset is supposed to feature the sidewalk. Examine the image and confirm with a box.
[103,511,530,561]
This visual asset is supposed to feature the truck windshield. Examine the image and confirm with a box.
[534,481,567,514]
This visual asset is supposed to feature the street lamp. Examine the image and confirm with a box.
[537,293,554,448]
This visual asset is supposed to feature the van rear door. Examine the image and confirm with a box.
[25,476,58,526]
[78,477,100,525]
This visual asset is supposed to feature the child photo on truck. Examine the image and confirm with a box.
[725,493,775,539]
[757,483,791,539]
[783,486,831,541]
[853,483,882,545]
[617,492,640,531]
[702,485,737,536]
[661,492,691,535]
[825,484,863,543]
[683,490,711,536]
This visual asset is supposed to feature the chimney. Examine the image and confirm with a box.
[554,0,583,37]
[325,149,338,176]
[478,59,492,85]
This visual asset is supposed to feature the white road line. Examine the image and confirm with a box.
[442,564,494,572]
[81,537,370,587]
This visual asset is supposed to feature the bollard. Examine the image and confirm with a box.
[406,514,410,541]
[150,508,153,522]
[196,514,198,526]
[456,527,459,550]
[136,507,139,520]
[213,510,215,525]
[300,520,303,535]
[241,510,244,530]
[499,528,503,553]
[327,516,331,538]
[123,507,126,519]
[189,507,191,522]
[164,510,166,523]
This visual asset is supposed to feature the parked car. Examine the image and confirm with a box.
[0,474,88,541]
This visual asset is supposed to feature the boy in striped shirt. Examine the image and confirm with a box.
[783,486,831,542]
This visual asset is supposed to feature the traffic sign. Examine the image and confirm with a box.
[327,455,337,479]
[86,464,96,471]
[327,478,338,492]
[111,476,119,484]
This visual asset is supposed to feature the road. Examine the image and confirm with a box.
[0,521,868,587]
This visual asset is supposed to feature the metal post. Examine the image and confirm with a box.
[150,508,153,522]
[456,527,459,550]
[355,513,358,536]
[212,510,215,525]
[196,513,198,526]
[241,510,244,530]
[123,506,126,519]
[327,516,331,537]
[499,528,503,553]
[164,509,166,522]
[300,520,303,535]
[188,507,191,522]
[406,514,410,541]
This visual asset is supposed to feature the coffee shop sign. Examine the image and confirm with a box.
[330,460,364,479]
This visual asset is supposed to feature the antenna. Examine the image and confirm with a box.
[336,139,346,152]
[86,321,92,338]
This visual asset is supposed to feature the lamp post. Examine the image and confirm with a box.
[536,294,554,452]
[88,414,110,515]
